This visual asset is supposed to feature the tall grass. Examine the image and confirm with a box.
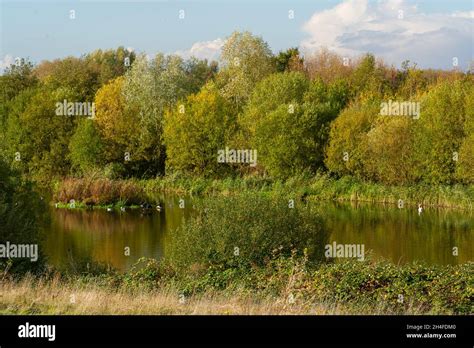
[1,256,471,315]
[53,178,145,206]
[142,174,473,209]
[53,174,473,209]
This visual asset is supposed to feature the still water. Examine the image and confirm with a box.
[43,196,473,271]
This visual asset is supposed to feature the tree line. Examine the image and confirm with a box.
[1,31,472,186]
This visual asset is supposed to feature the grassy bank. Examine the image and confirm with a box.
[53,174,474,209]
[1,257,472,315]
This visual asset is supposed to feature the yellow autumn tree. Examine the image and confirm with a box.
[94,76,140,165]
[163,82,237,177]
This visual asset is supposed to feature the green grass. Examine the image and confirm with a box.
[140,173,473,209]
[52,174,473,209]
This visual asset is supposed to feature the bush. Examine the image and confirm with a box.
[325,100,379,178]
[167,194,329,272]
[456,85,474,183]
[0,159,46,275]
[411,80,471,184]
[312,259,473,314]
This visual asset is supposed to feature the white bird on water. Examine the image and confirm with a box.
[156,204,162,212]
[107,207,113,212]
[418,204,423,215]
[120,207,126,212]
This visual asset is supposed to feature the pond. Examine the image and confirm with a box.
[43,195,473,271]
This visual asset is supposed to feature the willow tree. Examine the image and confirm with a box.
[217,31,275,108]
[120,54,214,176]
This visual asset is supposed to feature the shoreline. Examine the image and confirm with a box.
[51,175,474,210]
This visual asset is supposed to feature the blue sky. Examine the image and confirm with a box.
[1,0,473,70]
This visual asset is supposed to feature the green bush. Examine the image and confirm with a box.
[0,159,46,275]
[325,100,379,178]
[167,194,329,272]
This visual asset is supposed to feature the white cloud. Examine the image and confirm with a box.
[0,54,15,71]
[300,0,474,69]
[452,11,474,19]
[175,38,224,61]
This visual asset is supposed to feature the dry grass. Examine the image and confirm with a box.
[0,275,345,315]
[54,178,144,206]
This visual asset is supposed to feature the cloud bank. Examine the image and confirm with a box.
[300,0,473,69]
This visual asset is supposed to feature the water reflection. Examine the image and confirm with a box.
[312,202,472,265]
[44,195,192,271]
[43,197,473,271]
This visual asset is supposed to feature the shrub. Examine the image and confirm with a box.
[325,100,379,178]
[167,194,329,272]
[0,159,46,275]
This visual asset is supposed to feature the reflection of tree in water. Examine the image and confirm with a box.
[311,202,473,265]
[43,195,472,273]
[45,204,188,271]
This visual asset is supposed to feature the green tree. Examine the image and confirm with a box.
[4,85,77,182]
[273,47,304,73]
[39,57,100,101]
[163,83,236,176]
[411,80,468,184]
[241,72,348,178]
[362,116,416,184]
[0,59,38,160]
[84,47,136,85]
[121,53,214,176]
[455,83,474,183]
[325,100,380,178]
[0,59,38,125]
[69,119,105,175]
[351,54,392,97]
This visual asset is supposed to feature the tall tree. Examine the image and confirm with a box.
[217,31,275,107]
